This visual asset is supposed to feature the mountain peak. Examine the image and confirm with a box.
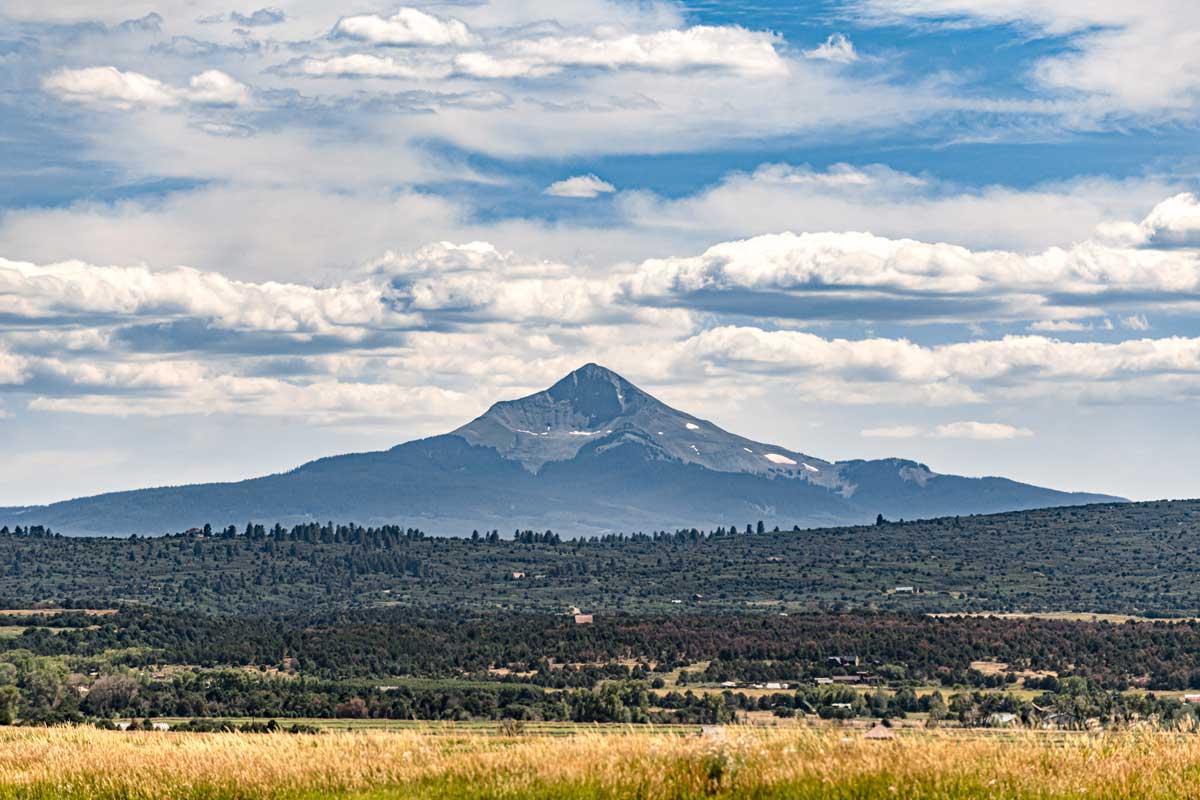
[544,363,646,419]
[452,364,657,469]
[6,361,1127,536]
[453,363,836,481]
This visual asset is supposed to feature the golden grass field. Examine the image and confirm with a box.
[3,725,1200,799]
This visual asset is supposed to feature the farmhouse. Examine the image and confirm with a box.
[574,614,594,625]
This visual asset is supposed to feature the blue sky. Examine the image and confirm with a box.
[1,0,1199,506]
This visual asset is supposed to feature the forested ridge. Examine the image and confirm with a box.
[1,499,1198,615]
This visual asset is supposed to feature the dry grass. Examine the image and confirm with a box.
[1,726,1200,799]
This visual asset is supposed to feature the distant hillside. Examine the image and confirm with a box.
[0,499,1194,616]
[1,364,1122,536]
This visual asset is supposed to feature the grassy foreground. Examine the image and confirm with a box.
[2,726,1200,799]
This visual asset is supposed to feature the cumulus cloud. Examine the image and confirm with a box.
[1136,193,1200,245]
[184,69,251,105]
[0,242,627,342]
[544,174,616,198]
[42,67,180,109]
[0,256,415,338]
[333,8,476,47]
[681,326,1200,402]
[372,242,623,323]
[1099,192,1200,248]
[43,67,249,109]
[621,196,1200,323]
[932,421,1034,440]
[804,33,858,64]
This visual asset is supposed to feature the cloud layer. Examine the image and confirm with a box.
[3,196,1200,428]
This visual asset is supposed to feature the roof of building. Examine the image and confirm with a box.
[863,724,896,740]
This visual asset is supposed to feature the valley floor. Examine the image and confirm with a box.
[4,725,1200,799]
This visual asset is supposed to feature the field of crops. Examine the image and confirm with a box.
[3,725,1200,799]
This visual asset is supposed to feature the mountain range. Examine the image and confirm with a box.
[2,364,1122,536]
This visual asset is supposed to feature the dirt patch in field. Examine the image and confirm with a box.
[0,608,118,617]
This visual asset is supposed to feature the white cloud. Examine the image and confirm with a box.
[544,174,617,198]
[681,326,1200,388]
[43,67,249,109]
[621,196,1200,323]
[454,25,788,79]
[932,421,1034,440]
[185,69,251,105]
[42,67,180,109]
[0,351,29,385]
[4,178,1199,332]
[296,54,452,80]
[1121,313,1151,331]
[1028,320,1094,332]
[861,425,921,438]
[0,241,635,340]
[1137,192,1200,244]
[306,21,787,81]
[618,163,1182,252]
[5,235,1200,432]
[856,0,1200,120]
[0,256,415,338]
[804,33,859,64]
[861,421,1033,439]
[1099,192,1200,247]
[333,8,476,47]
